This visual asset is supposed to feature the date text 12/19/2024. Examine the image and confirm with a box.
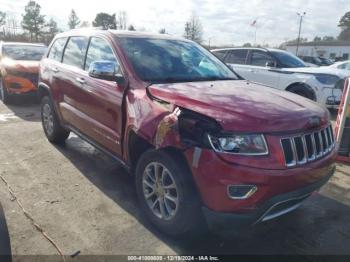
[128,256,220,261]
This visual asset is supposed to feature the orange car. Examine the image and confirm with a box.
[0,42,47,104]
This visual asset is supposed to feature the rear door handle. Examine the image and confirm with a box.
[76,77,86,84]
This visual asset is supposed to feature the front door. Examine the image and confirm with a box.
[245,50,280,88]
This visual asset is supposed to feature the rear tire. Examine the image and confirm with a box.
[0,80,11,104]
[288,84,316,101]
[41,96,70,144]
[135,149,205,237]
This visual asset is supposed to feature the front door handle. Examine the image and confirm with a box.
[50,66,59,73]
[76,77,86,84]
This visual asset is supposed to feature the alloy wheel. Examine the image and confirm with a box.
[42,103,54,136]
[142,162,179,221]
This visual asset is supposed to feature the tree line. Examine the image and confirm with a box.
[0,0,203,45]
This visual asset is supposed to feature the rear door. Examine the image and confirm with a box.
[56,36,91,136]
[41,37,68,114]
[245,50,280,88]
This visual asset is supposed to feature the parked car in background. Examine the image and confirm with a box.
[299,56,323,67]
[0,42,47,104]
[39,29,336,236]
[318,57,334,66]
[211,47,347,109]
[329,60,350,71]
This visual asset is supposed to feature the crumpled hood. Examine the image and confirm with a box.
[1,58,39,73]
[148,80,329,133]
[283,66,349,78]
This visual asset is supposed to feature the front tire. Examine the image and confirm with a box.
[0,80,11,104]
[135,149,205,237]
[41,96,70,144]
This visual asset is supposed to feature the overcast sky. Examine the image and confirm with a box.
[1,0,349,46]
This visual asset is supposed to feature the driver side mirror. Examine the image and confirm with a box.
[88,61,125,85]
[265,61,276,68]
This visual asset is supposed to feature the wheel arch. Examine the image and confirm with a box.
[285,82,317,101]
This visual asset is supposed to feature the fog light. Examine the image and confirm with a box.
[227,185,257,199]
[326,96,336,105]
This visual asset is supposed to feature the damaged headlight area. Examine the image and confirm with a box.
[207,133,269,155]
[177,109,268,155]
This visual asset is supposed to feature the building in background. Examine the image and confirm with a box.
[286,41,350,61]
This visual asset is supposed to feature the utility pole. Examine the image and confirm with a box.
[296,12,306,56]
[208,36,212,49]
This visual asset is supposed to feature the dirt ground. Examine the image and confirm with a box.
[0,97,350,260]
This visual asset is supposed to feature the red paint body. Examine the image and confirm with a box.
[39,30,336,219]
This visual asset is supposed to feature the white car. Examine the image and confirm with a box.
[329,60,350,71]
[211,47,349,109]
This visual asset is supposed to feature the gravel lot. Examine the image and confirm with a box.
[0,97,350,260]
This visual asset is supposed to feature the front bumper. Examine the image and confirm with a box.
[202,166,335,233]
[3,74,38,94]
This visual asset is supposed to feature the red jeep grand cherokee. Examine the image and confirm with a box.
[39,29,336,236]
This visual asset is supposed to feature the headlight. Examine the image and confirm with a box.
[207,133,268,155]
[314,74,340,85]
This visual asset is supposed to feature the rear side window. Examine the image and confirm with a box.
[85,37,119,71]
[48,38,67,62]
[212,50,227,60]
[63,37,88,69]
[225,49,248,64]
[249,51,275,67]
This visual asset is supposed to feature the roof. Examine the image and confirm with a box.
[286,41,350,47]
[56,28,189,41]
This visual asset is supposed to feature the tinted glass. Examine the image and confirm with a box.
[2,45,47,61]
[85,37,118,71]
[48,38,67,62]
[226,49,248,64]
[118,37,238,83]
[212,50,226,60]
[270,50,306,68]
[63,37,88,68]
[250,51,275,66]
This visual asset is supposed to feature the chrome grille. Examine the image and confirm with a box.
[281,125,335,167]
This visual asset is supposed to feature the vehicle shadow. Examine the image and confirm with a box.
[0,95,40,122]
[53,135,350,255]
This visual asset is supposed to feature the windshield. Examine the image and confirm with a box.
[2,45,47,61]
[117,37,238,83]
[271,50,306,68]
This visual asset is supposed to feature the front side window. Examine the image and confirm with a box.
[226,49,248,64]
[85,37,119,71]
[62,37,88,69]
[117,37,238,83]
[2,45,47,61]
[48,38,67,62]
[249,51,275,67]
[270,51,306,68]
